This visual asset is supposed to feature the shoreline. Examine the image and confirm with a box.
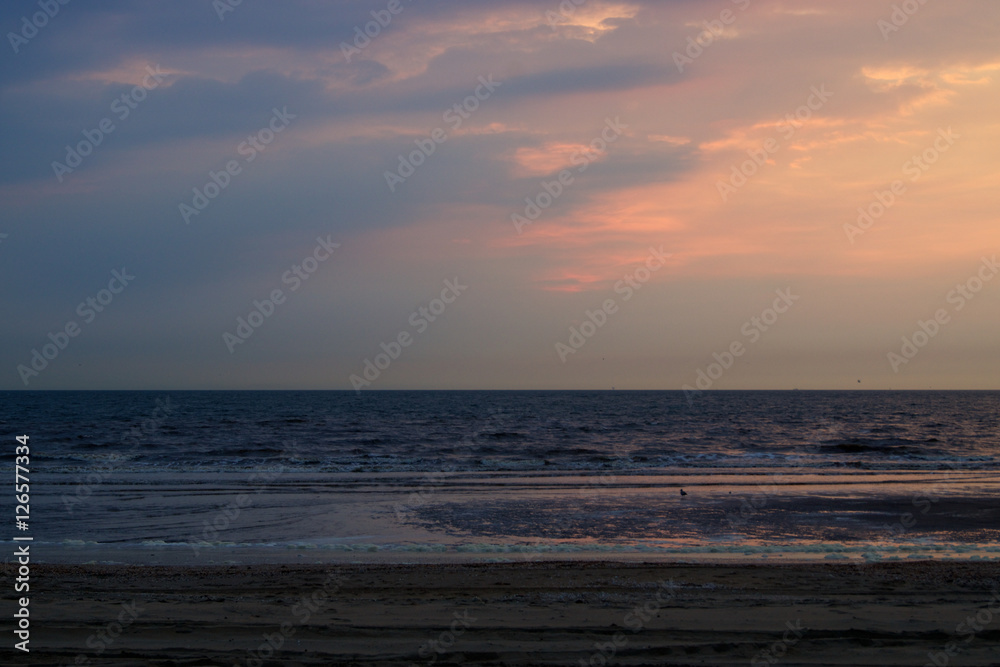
[18,560,1000,665]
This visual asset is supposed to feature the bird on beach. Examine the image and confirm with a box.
[680,489,688,496]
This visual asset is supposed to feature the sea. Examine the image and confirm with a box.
[3,390,999,565]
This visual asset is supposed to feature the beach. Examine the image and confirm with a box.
[20,560,1000,666]
[8,392,1000,663]
[7,0,1000,657]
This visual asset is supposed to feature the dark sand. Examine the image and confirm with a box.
[13,561,1000,666]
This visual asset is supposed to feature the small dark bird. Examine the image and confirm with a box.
[680,489,688,496]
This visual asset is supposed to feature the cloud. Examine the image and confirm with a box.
[2,0,999,389]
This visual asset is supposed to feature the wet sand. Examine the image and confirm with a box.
[16,560,1000,666]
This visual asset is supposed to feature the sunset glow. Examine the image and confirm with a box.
[2,0,998,389]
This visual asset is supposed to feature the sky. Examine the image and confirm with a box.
[1,0,998,390]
